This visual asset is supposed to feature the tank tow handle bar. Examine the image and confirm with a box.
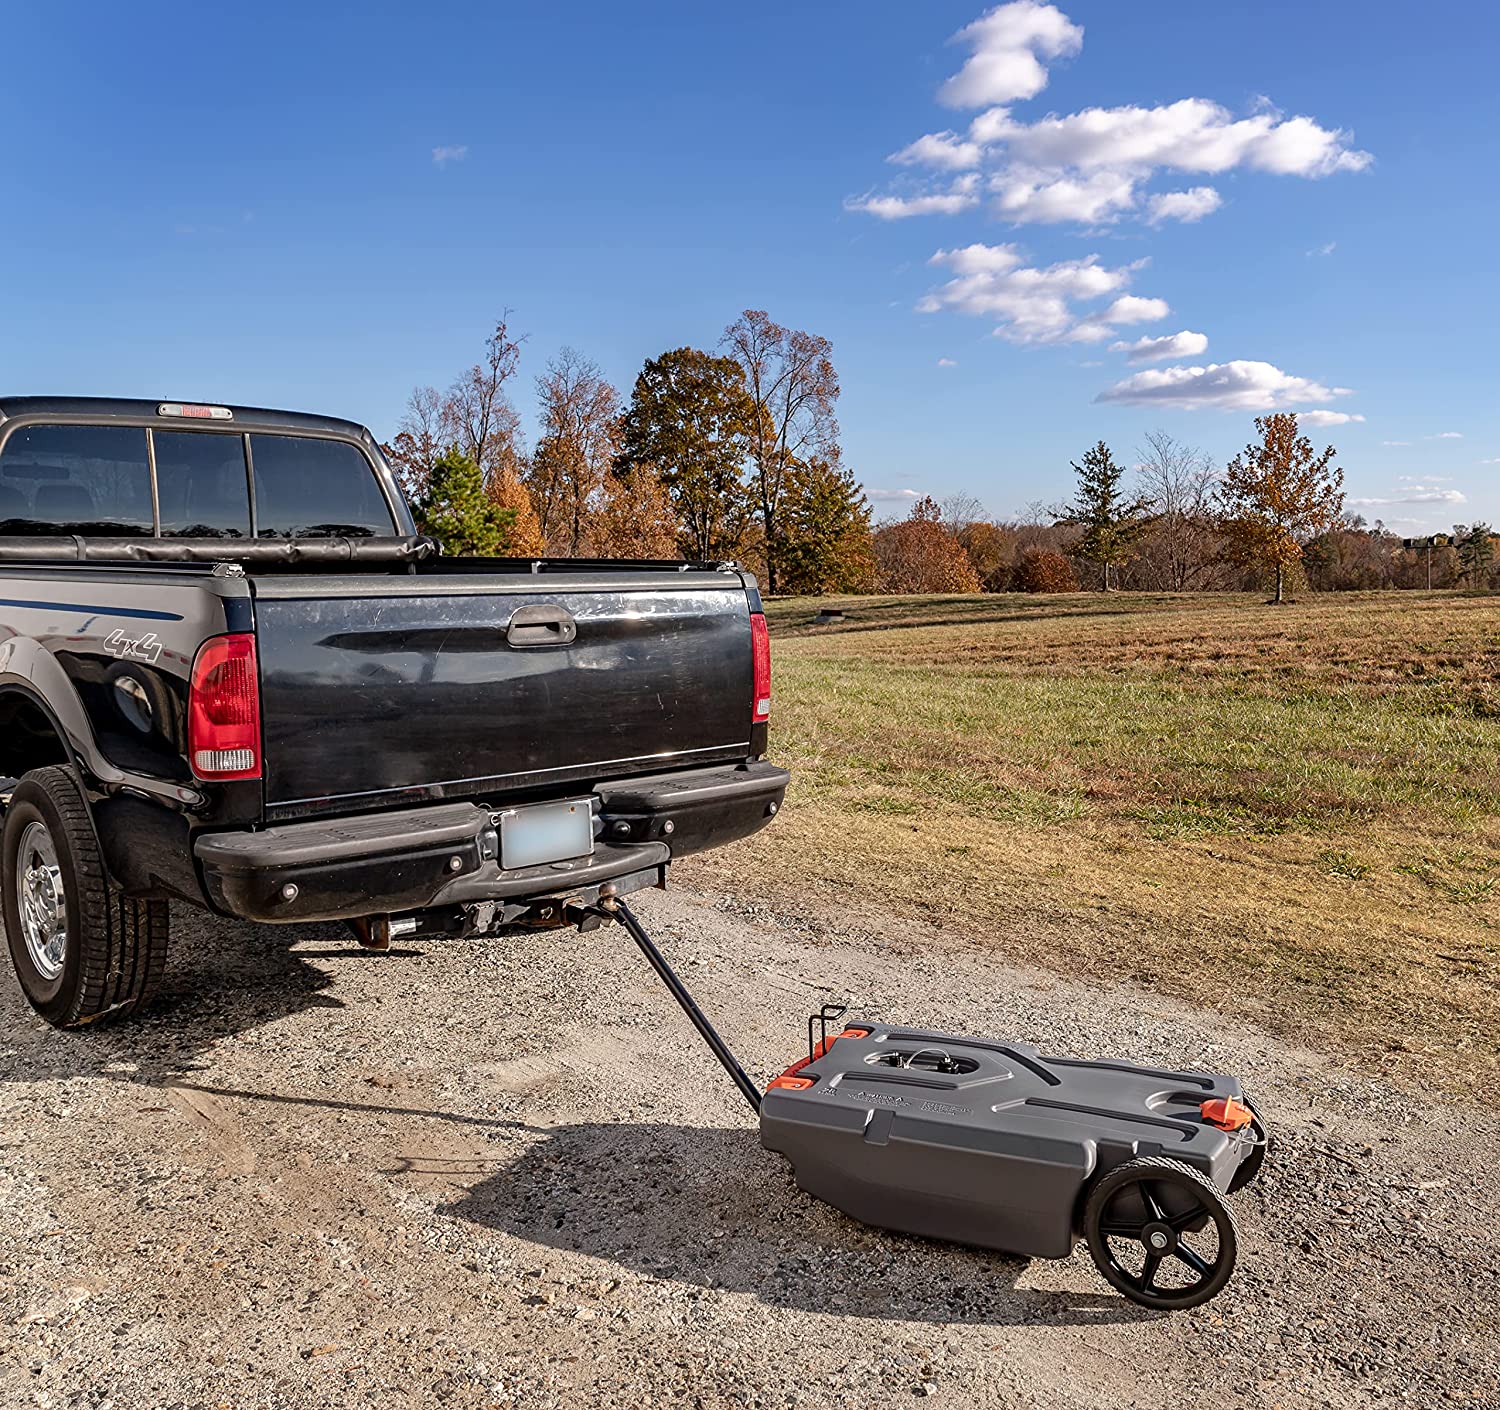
[582,894,763,1116]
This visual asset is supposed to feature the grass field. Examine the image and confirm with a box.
[692,591,1500,1094]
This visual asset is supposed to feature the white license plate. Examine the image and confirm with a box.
[499,799,594,869]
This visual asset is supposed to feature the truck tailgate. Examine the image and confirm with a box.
[249,571,755,819]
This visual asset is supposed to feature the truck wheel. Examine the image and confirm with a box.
[2,765,169,1028]
[1083,1156,1237,1311]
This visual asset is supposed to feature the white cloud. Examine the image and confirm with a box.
[1111,330,1209,364]
[432,145,468,167]
[1307,240,1337,257]
[855,3,1372,228]
[865,487,922,502]
[846,176,980,219]
[937,357,959,367]
[1146,186,1223,224]
[1102,294,1169,324]
[1382,440,1412,447]
[977,99,1370,178]
[939,1,1083,109]
[1096,359,1352,411]
[890,132,983,172]
[1427,431,1463,440]
[1298,410,1366,427]
[1067,295,1171,344]
[930,242,1028,275]
[1352,486,1467,507]
[1480,458,1500,465]
[919,243,1167,344]
[989,167,1138,224]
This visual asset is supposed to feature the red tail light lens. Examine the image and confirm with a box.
[750,611,771,723]
[188,633,261,780]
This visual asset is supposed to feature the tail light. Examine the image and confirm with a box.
[188,633,261,780]
[750,611,771,722]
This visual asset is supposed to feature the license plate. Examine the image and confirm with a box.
[499,799,594,869]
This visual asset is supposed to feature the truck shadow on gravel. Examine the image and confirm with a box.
[439,1119,1149,1328]
[0,905,362,1083]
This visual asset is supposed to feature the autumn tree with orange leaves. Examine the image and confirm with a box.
[1218,413,1345,603]
[527,347,623,555]
[873,497,980,593]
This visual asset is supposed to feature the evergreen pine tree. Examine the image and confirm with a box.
[417,447,517,557]
[778,458,875,594]
[1062,441,1154,590]
[1456,522,1496,588]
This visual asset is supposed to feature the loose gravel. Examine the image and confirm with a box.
[0,886,1495,1409]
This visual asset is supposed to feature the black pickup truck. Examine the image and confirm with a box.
[0,398,786,1027]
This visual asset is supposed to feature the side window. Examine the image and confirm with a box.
[154,431,251,539]
[250,435,394,538]
[0,425,153,534]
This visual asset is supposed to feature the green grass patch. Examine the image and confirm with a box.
[773,650,1499,838]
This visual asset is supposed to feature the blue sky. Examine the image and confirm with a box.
[2,1,1495,531]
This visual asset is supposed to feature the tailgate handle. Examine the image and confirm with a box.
[507,604,578,647]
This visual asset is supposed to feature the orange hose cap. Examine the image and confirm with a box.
[1201,1096,1254,1131]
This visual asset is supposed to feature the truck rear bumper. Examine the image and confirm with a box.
[193,760,788,924]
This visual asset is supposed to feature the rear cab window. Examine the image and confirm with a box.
[250,434,393,538]
[0,425,153,534]
[155,430,251,538]
[0,422,395,539]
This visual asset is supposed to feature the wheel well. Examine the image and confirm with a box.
[0,692,72,784]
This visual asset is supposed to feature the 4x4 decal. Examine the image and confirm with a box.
[104,628,164,665]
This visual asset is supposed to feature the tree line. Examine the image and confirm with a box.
[876,414,1495,599]
[387,319,1495,598]
[384,310,872,595]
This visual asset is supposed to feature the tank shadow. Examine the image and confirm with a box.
[438,1118,1150,1328]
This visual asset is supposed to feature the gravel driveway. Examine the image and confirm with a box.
[1,885,1495,1408]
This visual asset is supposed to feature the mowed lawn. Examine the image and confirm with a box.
[692,591,1500,1094]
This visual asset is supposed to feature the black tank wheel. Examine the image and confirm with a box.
[1083,1156,1237,1311]
[1227,1093,1269,1195]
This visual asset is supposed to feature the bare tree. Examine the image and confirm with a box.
[1012,500,1077,561]
[527,348,621,554]
[940,492,988,532]
[387,315,527,502]
[722,310,841,594]
[1134,430,1222,591]
[447,313,526,487]
[386,384,447,500]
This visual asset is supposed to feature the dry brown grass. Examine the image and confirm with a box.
[690,591,1500,1094]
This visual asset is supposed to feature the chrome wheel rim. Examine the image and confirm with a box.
[16,820,67,981]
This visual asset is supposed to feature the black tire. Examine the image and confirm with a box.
[2,765,169,1027]
[1227,1094,1269,1195]
[1083,1156,1238,1311]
